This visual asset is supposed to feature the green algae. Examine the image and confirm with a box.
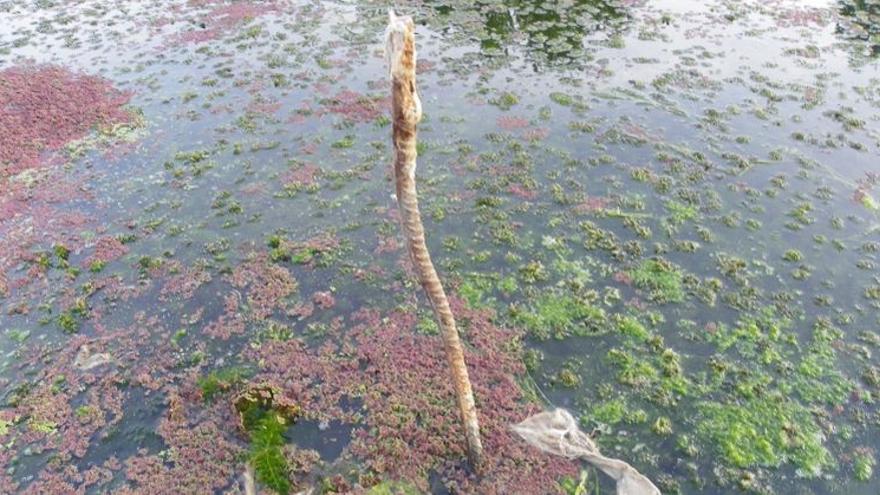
[788,318,854,406]
[235,386,301,495]
[697,395,832,476]
[249,413,291,495]
[512,291,607,340]
[331,135,355,149]
[613,314,651,343]
[29,419,58,434]
[854,451,875,482]
[57,312,79,333]
[457,275,494,308]
[558,470,596,495]
[707,308,793,363]
[491,91,520,110]
[197,367,250,402]
[664,200,698,226]
[651,416,673,436]
[0,419,11,436]
[366,480,421,495]
[782,249,803,262]
[584,397,644,426]
[605,345,690,407]
[627,259,685,304]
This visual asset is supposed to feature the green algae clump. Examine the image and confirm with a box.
[512,291,607,340]
[628,259,684,303]
[854,451,875,482]
[696,395,832,476]
[235,384,301,495]
[197,367,249,402]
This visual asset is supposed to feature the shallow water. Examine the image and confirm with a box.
[1,0,880,493]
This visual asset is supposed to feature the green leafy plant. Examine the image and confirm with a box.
[249,413,291,495]
[197,367,249,402]
[628,259,684,303]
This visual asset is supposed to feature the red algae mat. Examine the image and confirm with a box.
[0,65,132,176]
[0,65,136,299]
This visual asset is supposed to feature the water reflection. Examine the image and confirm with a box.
[430,0,633,68]
[837,0,880,57]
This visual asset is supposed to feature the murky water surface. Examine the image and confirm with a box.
[1,0,880,493]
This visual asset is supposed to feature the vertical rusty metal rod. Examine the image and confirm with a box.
[385,10,484,470]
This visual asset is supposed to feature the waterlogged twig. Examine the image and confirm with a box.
[384,10,484,470]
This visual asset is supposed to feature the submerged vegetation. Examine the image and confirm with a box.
[1,0,879,493]
[696,396,831,475]
[235,386,301,495]
[627,259,685,304]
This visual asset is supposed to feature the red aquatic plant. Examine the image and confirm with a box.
[202,292,247,340]
[496,115,529,131]
[374,233,401,255]
[775,6,829,27]
[0,65,137,303]
[281,163,322,190]
[574,195,611,214]
[159,262,212,301]
[0,64,132,175]
[320,90,388,123]
[508,183,538,200]
[229,252,297,320]
[311,291,336,310]
[245,297,578,493]
[168,1,282,45]
[246,97,282,116]
[613,270,633,285]
[81,236,129,268]
[120,416,243,494]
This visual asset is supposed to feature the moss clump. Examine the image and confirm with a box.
[331,135,355,149]
[588,398,627,425]
[512,292,607,340]
[628,259,684,303]
[491,91,519,110]
[88,260,107,273]
[558,471,591,495]
[585,397,646,426]
[613,314,651,343]
[57,312,79,334]
[53,244,69,261]
[696,395,832,476]
[197,367,249,402]
[664,200,698,225]
[782,249,803,262]
[652,416,673,436]
[549,92,574,106]
[556,368,581,389]
[854,451,875,481]
[249,413,290,494]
